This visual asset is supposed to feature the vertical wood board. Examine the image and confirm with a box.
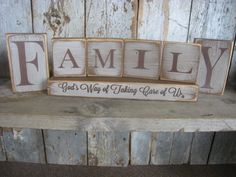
[3,128,45,163]
[137,0,192,41]
[151,132,174,165]
[86,0,138,38]
[190,132,214,165]
[0,0,32,77]
[88,132,129,167]
[131,132,152,165]
[44,130,87,165]
[188,0,236,41]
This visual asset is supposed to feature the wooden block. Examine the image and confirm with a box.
[3,128,45,163]
[195,39,233,94]
[123,40,161,79]
[131,132,152,165]
[190,132,214,165]
[44,130,87,165]
[151,132,174,165]
[88,132,129,167]
[87,39,123,77]
[6,33,49,92]
[161,42,201,83]
[52,38,86,77]
[48,77,199,102]
[169,132,193,164]
[208,132,236,164]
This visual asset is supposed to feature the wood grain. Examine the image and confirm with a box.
[86,0,138,38]
[48,77,198,101]
[161,42,201,83]
[3,128,45,163]
[87,39,123,77]
[208,132,236,164]
[6,34,49,92]
[137,0,191,41]
[195,39,233,94]
[188,0,236,41]
[190,132,214,165]
[123,40,161,79]
[52,38,86,77]
[169,132,193,164]
[32,0,85,61]
[88,132,129,167]
[131,132,152,165]
[151,132,174,165]
[44,130,87,165]
[0,0,32,78]
[0,128,6,161]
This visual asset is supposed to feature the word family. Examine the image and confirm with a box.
[6,33,233,101]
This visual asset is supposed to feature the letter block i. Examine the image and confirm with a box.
[52,38,86,77]
[87,39,123,77]
[161,42,201,83]
[6,34,49,92]
[194,39,233,95]
[124,39,161,79]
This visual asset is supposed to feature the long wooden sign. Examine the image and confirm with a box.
[48,78,198,102]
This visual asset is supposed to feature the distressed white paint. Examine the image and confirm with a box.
[86,0,138,38]
[124,40,161,79]
[52,39,86,77]
[138,0,191,41]
[48,78,198,101]
[7,34,49,92]
[161,42,201,83]
[188,0,236,41]
[0,0,32,77]
[87,39,123,77]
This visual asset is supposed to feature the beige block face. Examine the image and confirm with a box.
[195,39,233,94]
[161,42,200,83]
[87,39,123,76]
[124,40,161,79]
[53,39,86,77]
[7,34,49,92]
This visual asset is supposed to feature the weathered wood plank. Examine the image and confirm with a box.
[169,132,193,164]
[131,132,152,165]
[0,128,6,161]
[44,130,87,165]
[188,0,236,41]
[86,0,138,38]
[209,132,236,164]
[138,0,192,41]
[195,39,233,94]
[32,0,85,60]
[227,45,236,87]
[6,34,49,92]
[151,132,174,165]
[88,132,129,166]
[190,132,214,165]
[3,128,45,163]
[48,77,199,101]
[0,0,32,78]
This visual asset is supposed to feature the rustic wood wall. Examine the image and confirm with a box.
[0,0,236,166]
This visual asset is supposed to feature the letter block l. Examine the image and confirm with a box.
[6,34,49,92]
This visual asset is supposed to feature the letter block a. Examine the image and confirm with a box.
[87,39,123,77]
[123,39,161,79]
[52,38,86,77]
[6,34,49,92]
[194,38,233,95]
[161,42,201,83]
